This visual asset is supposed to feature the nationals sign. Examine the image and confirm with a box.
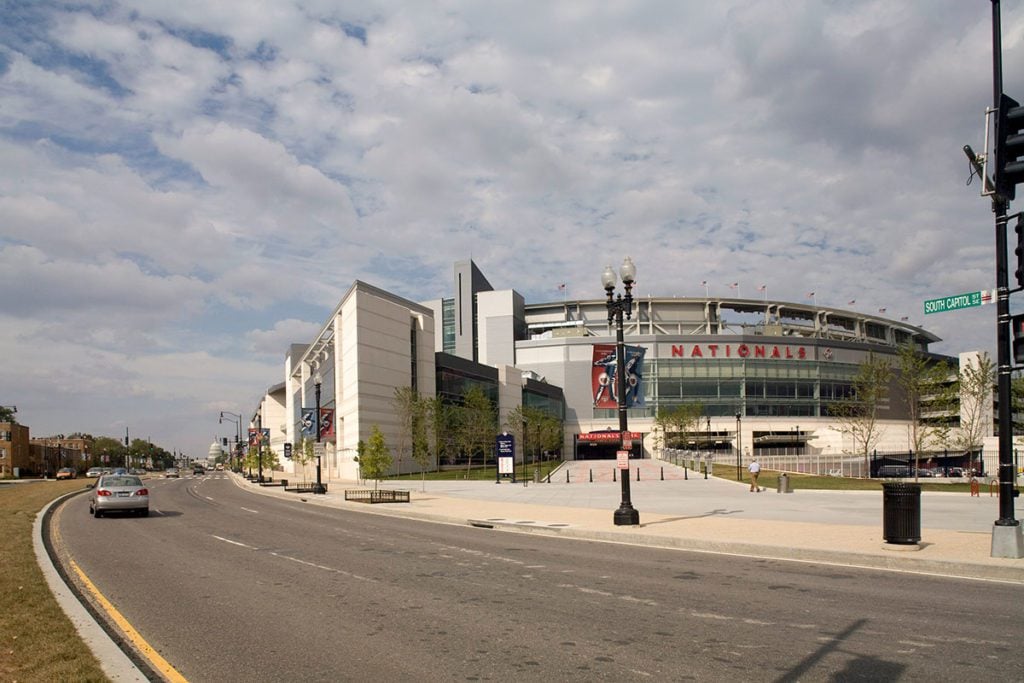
[592,344,646,409]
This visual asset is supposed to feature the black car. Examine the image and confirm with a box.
[193,466,205,475]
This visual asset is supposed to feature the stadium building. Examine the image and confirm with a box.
[255,259,992,481]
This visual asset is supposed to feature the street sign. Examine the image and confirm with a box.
[283,442,292,459]
[614,448,630,471]
[923,291,983,315]
[313,442,326,458]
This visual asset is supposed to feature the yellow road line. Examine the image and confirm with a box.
[69,559,188,683]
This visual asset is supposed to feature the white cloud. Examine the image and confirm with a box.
[1,0,1021,457]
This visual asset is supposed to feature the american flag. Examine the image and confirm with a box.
[700,280,707,286]
[878,307,887,314]
[728,282,738,289]
[557,283,566,291]
[900,316,909,322]
[848,299,856,305]
[758,284,766,292]
[806,291,815,298]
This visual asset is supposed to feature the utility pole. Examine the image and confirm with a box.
[968,0,1024,558]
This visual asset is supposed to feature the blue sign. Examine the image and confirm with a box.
[496,433,515,476]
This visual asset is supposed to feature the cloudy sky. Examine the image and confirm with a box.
[2,1,1023,459]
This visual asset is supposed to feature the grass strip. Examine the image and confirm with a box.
[0,480,109,682]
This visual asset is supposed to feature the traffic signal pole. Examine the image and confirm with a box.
[988,0,1023,558]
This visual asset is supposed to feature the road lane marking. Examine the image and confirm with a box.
[205,496,215,501]
[212,535,258,550]
[69,559,188,683]
[270,552,377,583]
[240,507,259,514]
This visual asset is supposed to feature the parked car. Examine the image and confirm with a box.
[165,467,180,478]
[877,465,912,478]
[55,467,77,480]
[89,474,149,517]
[86,467,104,478]
[948,467,965,478]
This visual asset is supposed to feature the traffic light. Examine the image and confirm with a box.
[995,93,1024,201]
[1015,215,1024,287]
[1012,314,1024,365]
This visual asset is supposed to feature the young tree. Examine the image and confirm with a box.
[830,353,893,472]
[458,386,497,477]
[653,403,705,450]
[410,396,433,490]
[0,406,16,423]
[955,352,995,473]
[391,386,418,477]
[504,405,564,468]
[359,425,393,490]
[896,343,953,476]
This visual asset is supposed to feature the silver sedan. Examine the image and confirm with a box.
[89,474,150,517]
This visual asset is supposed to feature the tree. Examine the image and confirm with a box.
[653,403,705,451]
[91,436,125,466]
[895,343,954,477]
[392,386,418,477]
[829,353,892,472]
[457,386,497,477]
[359,425,393,489]
[0,406,16,424]
[955,352,995,473]
[295,436,316,483]
[410,395,434,490]
[505,405,564,469]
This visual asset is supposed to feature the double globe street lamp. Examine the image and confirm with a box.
[602,256,640,526]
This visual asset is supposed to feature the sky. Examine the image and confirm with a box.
[2,1,1023,459]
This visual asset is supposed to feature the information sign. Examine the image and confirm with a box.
[617,450,629,470]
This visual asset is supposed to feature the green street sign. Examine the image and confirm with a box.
[923,291,983,315]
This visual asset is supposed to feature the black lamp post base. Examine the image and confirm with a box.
[312,483,326,495]
[613,505,640,526]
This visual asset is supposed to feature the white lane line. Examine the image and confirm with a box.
[205,496,215,501]
[212,535,258,550]
[240,507,259,514]
[270,552,377,583]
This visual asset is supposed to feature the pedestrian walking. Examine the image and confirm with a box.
[748,458,761,492]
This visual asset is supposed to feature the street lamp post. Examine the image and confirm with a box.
[735,413,742,481]
[603,257,640,526]
[313,371,326,494]
[795,424,800,456]
[219,411,242,472]
[256,412,264,483]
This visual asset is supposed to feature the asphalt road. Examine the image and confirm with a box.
[53,474,1024,682]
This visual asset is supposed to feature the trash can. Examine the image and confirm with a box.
[882,482,921,544]
[777,473,792,494]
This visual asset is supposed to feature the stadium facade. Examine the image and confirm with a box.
[253,260,991,480]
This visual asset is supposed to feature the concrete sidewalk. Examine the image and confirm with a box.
[236,469,1024,584]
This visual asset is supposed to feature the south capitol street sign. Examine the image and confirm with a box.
[923,291,985,315]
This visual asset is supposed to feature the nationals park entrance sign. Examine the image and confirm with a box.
[923,290,989,315]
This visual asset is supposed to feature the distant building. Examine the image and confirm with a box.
[249,259,993,479]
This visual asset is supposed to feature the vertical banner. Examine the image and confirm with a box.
[300,408,316,438]
[319,408,335,438]
[248,428,259,447]
[591,344,646,409]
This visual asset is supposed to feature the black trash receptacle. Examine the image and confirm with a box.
[882,482,921,544]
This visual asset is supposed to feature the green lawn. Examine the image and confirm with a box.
[720,466,989,493]
[0,480,109,682]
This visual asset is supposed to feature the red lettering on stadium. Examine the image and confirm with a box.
[669,345,808,360]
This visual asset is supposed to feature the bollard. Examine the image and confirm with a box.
[684,467,688,480]
[613,468,617,482]
[636,467,640,481]
[566,470,570,483]
[589,469,593,483]
[546,472,551,483]
[661,467,664,481]
[704,464,708,480]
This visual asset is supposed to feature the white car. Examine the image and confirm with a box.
[86,467,104,478]
[165,467,180,478]
[89,474,149,517]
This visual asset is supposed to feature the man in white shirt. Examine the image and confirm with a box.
[748,458,761,492]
